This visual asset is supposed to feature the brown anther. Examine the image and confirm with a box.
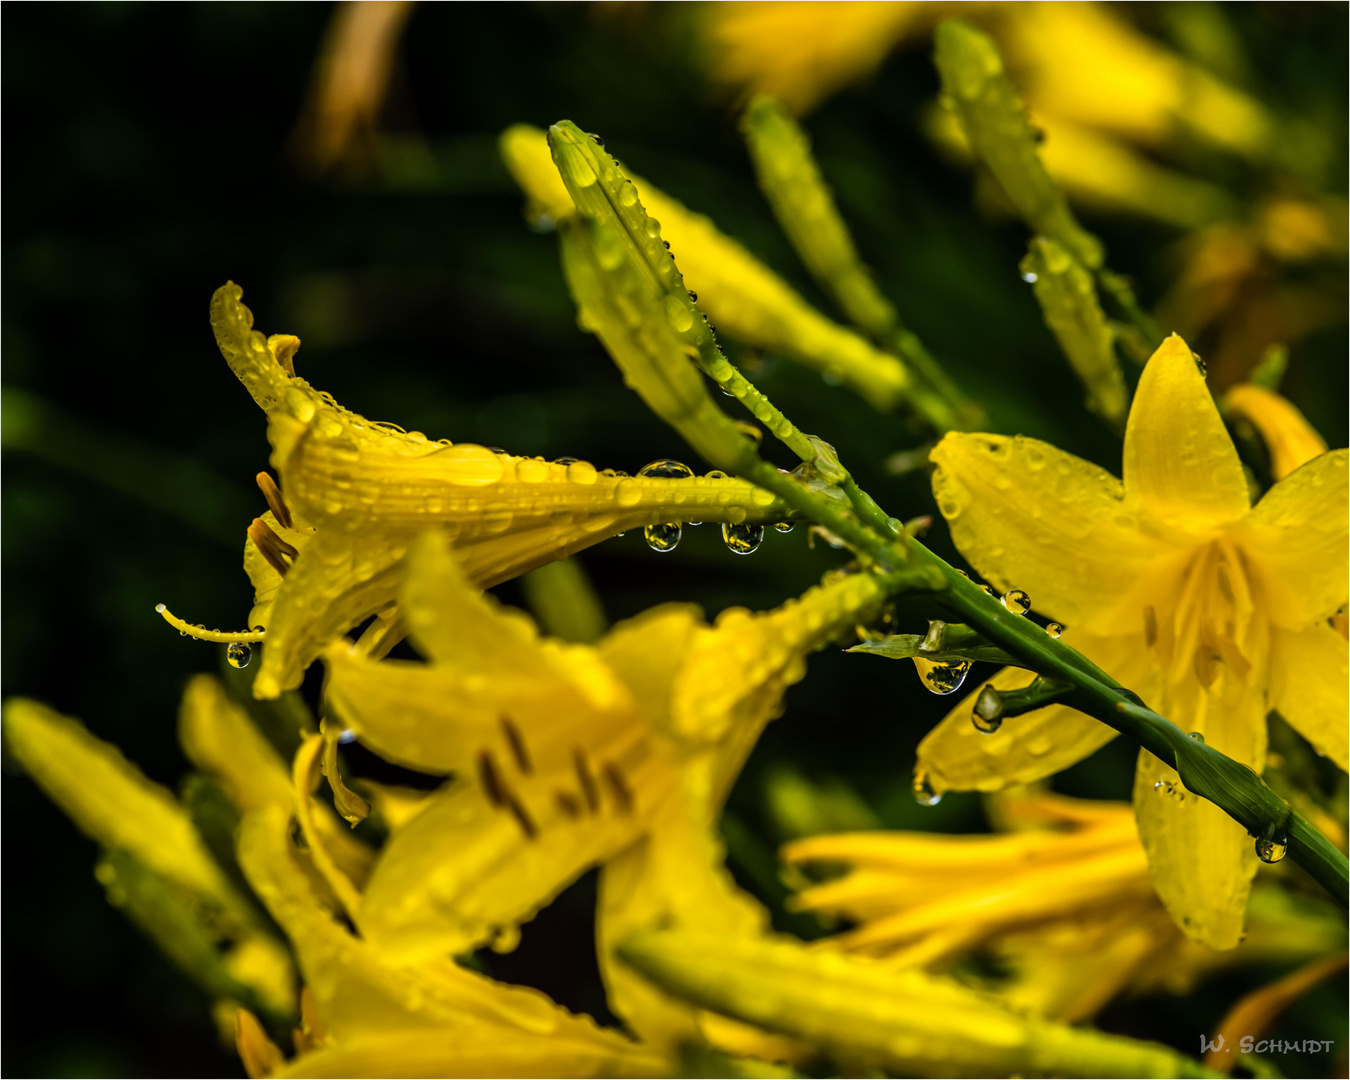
[554,791,583,819]
[601,762,634,815]
[248,518,299,577]
[572,748,600,813]
[502,792,539,839]
[477,750,507,808]
[255,471,293,530]
[500,717,533,774]
[1142,605,1158,648]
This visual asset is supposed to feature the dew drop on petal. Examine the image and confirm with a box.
[912,656,972,695]
[773,521,795,533]
[1001,589,1031,615]
[644,523,681,552]
[722,522,763,554]
[638,459,694,480]
[1188,731,1205,743]
[1255,834,1287,863]
[226,642,252,669]
[1045,622,1063,638]
[912,771,942,807]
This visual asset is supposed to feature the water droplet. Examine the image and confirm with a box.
[587,132,604,145]
[554,456,577,466]
[972,685,1002,733]
[226,642,252,669]
[1154,779,1179,798]
[912,771,942,807]
[1255,834,1287,863]
[337,729,357,744]
[722,523,763,554]
[912,656,972,695]
[566,460,598,485]
[1193,352,1207,377]
[1001,590,1031,615]
[644,523,681,552]
[664,295,694,333]
[638,459,694,480]
[1044,622,1063,638]
[1188,731,1205,744]
[687,290,698,302]
[773,521,795,533]
[1021,270,1038,283]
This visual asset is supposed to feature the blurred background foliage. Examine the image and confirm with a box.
[2,3,1346,1076]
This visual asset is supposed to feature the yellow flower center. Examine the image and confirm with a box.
[1148,539,1255,690]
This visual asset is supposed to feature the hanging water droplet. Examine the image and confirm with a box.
[1255,834,1287,863]
[226,642,252,669]
[773,521,795,533]
[687,290,698,302]
[1154,779,1179,798]
[722,523,763,555]
[638,459,694,480]
[972,685,1003,733]
[1021,270,1038,283]
[553,456,578,466]
[644,523,681,552]
[1193,352,1207,377]
[912,771,942,807]
[1045,622,1063,638]
[337,728,357,744]
[912,657,972,695]
[1188,731,1205,744]
[1001,590,1031,615]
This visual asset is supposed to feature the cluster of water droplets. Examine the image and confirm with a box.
[630,459,786,555]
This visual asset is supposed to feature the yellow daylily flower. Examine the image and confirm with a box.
[500,126,913,413]
[916,334,1348,948]
[321,529,889,1054]
[205,282,791,699]
[784,792,1346,1023]
[1224,382,1330,482]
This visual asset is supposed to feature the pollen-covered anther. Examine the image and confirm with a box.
[255,471,294,530]
[573,747,601,813]
[601,761,635,814]
[500,716,533,774]
[476,748,538,838]
[554,790,583,819]
[248,517,299,577]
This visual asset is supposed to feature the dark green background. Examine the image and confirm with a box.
[3,4,1346,1076]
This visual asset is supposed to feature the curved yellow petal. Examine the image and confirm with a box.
[1224,383,1328,481]
[1233,449,1349,629]
[1269,621,1349,771]
[915,664,1117,796]
[1132,671,1265,951]
[931,432,1184,630]
[597,604,704,733]
[1122,335,1250,535]
[177,675,292,813]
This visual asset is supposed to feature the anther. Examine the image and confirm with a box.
[477,750,507,808]
[248,518,299,577]
[155,603,265,643]
[555,791,583,819]
[255,471,293,530]
[1142,605,1158,648]
[500,717,533,774]
[601,762,634,814]
[573,748,600,813]
[502,792,539,839]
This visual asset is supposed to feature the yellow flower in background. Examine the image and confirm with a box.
[916,334,1348,948]
[785,791,1347,1023]
[1225,382,1332,484]
[202,282,790,700]
[321,529,888,1053]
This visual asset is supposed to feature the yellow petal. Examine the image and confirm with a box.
[1233,449,1349,629]
[236,1008,286,1080]
[178,675,292,813]
[1223,383,1329,481]
[1132,671,1265,950]
[1123,334,1250,535]
[4,698,235,902]
[931,432,1186,631]
[1269,621,1349,771]
[597,604,704,733]
[237,805,614,1041]
[915,631,1154,796]
[277,1026,667,1079]
[358,771,655,961]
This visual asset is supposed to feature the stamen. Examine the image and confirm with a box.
[477,750,507,808]
[1142,605,1158,648]
[573,748,601,813]
[155,603,265,643]
[502,792,539,839]
[255,471,294,530]
[248,517,299,577]
[555,791,583,819]
[500,717,533,774]
[1215,561,1236,606]
[601,762,635,814]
